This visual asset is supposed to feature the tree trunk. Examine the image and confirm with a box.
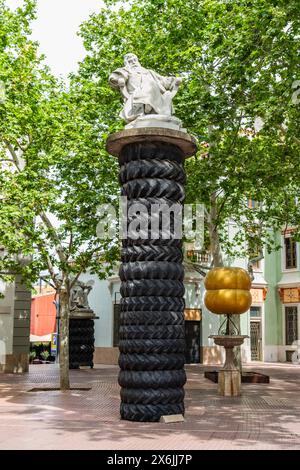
[59,287,70,390]
[208,193,223,269]
[208,193,242,370]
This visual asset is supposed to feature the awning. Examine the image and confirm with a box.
[30,334,52,342]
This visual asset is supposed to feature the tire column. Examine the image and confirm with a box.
[106,129,197,422]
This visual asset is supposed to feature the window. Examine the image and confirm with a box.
[250,306,261,318]
[285,306,298,345]
[284,237,297,269]
[252,259,261,270]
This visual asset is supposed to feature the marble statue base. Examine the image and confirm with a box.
[106,127,197,159]
[125,114,186,132]
[69,308,95,319]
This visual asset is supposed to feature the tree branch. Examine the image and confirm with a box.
[69,247,101,289]
[34,238,60,289]
[4,140,22,172]
[39,211,67,265]
[277,124,300,146]
[227,111,244,155]
[40,275,57,290]
[66,230,73,260]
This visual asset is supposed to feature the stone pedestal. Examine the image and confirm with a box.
[69,309,98,370]
[0,353,29,374]
[106,127,197,422]
[218,370,241,396]
[209,335,248,397]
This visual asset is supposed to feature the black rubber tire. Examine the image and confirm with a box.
[120,402,184,422]
[119,261,184,281]
[126,196,181,211]
[119,324,185,340]
[120,310,184,326]
[69,321,94,330]
[120,280,184,297]
[69,345,95,353]
[120,387,185,404]
[125,198,180,235]
[69,337,95,345]
[123,236,182,248]
[120,296,184,312]
[69,327,94,336]
[121,246,183,263]
[119,369,186,389]
[124,230,181,244]
[69,319,94,325]
[119,159,185,184]
[69,319,95,369]
[122,178,185,201]
[119,353,185,370]
[122,203,183,247]
[119,339,186,354]
[119,141,184,165]
[118,140,187,422]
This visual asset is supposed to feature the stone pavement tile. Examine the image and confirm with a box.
[1,363,300,450]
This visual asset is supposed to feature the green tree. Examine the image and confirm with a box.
[76,0,300,267]
[0,0,119,388]
[74,0,299,359]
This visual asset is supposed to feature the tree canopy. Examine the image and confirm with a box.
[1,0,300,379]
[0,0,119,388]
[0,0,119,287]
[75,0,300,263]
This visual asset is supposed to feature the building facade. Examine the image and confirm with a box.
[264,229,300,362]
[0,275,31,373]
[80,230,300,366]
[2,229,299,371]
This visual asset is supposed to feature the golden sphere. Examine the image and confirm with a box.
[204,267,251,290]
[204,267,252,315]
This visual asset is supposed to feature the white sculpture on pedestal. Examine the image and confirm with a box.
[109,53,184,130]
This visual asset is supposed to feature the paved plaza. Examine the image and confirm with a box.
[0,363,300,450]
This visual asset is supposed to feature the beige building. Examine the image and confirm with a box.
[0,275,31,373]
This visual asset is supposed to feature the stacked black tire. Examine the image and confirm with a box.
[118,141,187,422]
[69,318,95,369]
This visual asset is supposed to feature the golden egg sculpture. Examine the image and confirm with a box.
[204,267,252,315]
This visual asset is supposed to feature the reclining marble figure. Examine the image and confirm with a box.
[109,53,183,129]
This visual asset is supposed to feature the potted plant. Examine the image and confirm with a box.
[29,351,36,364]
[40,350,50,363]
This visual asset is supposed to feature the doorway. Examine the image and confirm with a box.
[185,320,201,363]
[250,306,262,361]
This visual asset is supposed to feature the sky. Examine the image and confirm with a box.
[7,0,104,78]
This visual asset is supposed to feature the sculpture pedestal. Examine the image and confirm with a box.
[218,370,241,396]
[209,335,248,397]
[69,309,98,370]
[107,127,197,422]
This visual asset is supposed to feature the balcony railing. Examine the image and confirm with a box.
[186,250,211,265]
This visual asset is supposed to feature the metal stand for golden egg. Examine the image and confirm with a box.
[209,334,248,396]
[204,267,252,396]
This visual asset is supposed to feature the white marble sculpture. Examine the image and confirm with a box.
[109,53,184,130]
